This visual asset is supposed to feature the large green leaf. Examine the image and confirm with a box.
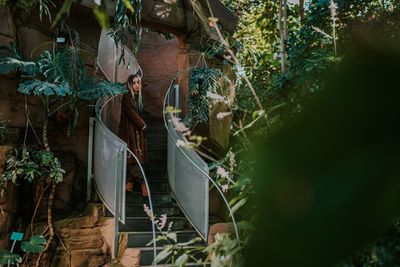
[0,57,38,75]
[38,50,84,84]
[93,5,110,30]
[0,250,22,264]
[175,253,189,267]
[78,79,126,100]
[18,79,71,96]
[21,235,46,253]
[52,0,73,28]
[153,245,173,264]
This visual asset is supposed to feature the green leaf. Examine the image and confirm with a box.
[21,235,47,253]
[18,79,71,97]
[166,232,177,242]
[0,57,38,75]
[52,0,73,28]
[231,197,247,214]
[93,5,110,30]
[78,79,126,100]
[123,0,135,13]
[175,253,189,267]
[0,250,22,264]
[153,246,172,264]
[237,220,255,232]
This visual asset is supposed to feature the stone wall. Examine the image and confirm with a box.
[138,32,180,117]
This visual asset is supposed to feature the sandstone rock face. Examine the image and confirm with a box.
[207,223,234,245]
[49,204,113,267]
[138,32,179,118]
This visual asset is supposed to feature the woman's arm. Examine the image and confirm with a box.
[122,94,146,129]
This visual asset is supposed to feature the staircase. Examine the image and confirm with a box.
[118,113,207,266]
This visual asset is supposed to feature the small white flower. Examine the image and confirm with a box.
[143,204,155,221]
[158,214,167,230]
[235,65,245,77]
[221,184,229,193]
[207,92,224,102]
[216,166,229,178]
[93,0,101,5]
[329,0,338,22]
[216,112,231,120]
[171,117,190,133]
[167,221,174,231]
[176,139,187,147]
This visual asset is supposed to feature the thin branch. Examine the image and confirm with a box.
[202,0,264,111]
[31,181,51,235]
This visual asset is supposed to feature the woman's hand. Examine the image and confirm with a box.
[142,124,146,130]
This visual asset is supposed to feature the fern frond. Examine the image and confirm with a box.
[18,79,71,97]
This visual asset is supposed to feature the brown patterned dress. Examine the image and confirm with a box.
[119,93,148,166]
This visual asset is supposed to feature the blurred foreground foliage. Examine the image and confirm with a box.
[220,0,400,266]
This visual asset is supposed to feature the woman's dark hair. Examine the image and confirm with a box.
[127,73,141,87]
[126,72,144,112]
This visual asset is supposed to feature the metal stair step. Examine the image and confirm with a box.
[145,161,167,172]
[119,217,189,232]
[144,171,168,180]
[125,192,172,204]
[105,203,180,217]
[128,204,181,217]
[126,230,200,247]
[128,180,169,192]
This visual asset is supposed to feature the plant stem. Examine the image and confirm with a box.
[31,182,51,235]
[35,181,56,267]
[35,96,56,266]
[278,0,287,73]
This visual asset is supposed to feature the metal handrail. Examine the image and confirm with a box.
[162,79,240,240]
[95,95,157,262]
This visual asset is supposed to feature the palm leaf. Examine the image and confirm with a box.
[78,79,126,100]
[18,79,71,97]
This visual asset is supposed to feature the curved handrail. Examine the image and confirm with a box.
[162,79,240,240]
[95,95,157,262]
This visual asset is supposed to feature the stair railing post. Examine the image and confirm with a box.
[174,84,179,116]
[87,117,95,202]
[113,148,122,259]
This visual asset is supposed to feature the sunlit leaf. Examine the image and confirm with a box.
[21,235,46,253]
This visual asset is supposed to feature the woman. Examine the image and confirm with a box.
[119,73,148,197]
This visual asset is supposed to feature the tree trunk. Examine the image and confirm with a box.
[35,97,56,267]
[278,0,287,73]
[299,0,305,22]
[35,181,56,267]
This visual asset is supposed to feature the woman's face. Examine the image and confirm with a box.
[131,76,141,94]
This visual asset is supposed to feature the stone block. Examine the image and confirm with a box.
[207,223,234,245]
[0,8,15,38]
[16,27,52,60]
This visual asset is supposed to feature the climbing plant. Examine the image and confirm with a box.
[185,67,227,128]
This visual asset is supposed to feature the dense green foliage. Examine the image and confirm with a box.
[186,67,226,127]
[217,1,400,266]
[1,148,65,192]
